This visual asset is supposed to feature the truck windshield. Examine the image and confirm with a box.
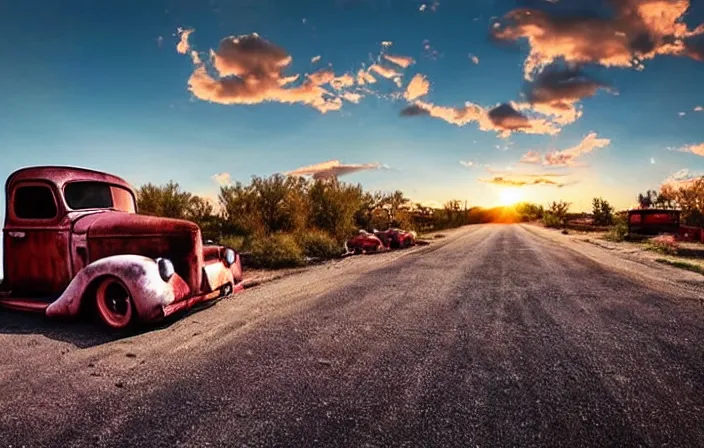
[64,182,136,213]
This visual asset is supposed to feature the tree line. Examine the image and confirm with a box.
[134,175,499,266]
[134,172,704,267]
[637,177,704,226]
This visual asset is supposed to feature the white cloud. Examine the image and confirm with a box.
[211,172,232,186]
[285,160,386,179]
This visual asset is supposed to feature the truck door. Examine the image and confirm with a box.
[3,182,72,297]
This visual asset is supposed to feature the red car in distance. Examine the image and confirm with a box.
[346,228,417,254]
[374,228,417,249]
[346,230,386,254]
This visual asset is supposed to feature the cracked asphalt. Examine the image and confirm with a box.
[1,224,704,447]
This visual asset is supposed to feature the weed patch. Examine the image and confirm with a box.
[647,235,679,255]
[655,258,704,275]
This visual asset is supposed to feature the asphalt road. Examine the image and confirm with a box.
[1,224,704,447]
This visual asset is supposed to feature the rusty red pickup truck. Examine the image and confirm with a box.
[0,166,244,329]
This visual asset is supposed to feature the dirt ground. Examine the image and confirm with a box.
[525,224,704,298]
[557,226,704,271]
[3,224,704,447]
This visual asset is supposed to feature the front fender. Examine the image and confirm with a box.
[46,255,190,321]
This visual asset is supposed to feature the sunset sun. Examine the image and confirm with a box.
[498,188,523,206]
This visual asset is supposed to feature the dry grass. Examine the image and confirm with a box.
[655,258,704,275]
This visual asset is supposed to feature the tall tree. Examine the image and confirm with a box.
[592,197,614,226]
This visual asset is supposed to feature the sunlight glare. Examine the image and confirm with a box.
[498,187,523,206]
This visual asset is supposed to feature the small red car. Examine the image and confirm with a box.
[346,230,385,254]
[374,228,417,249]
[0,166,244,330]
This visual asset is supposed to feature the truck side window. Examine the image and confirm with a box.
[14,185,58,219]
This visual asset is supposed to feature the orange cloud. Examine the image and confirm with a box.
[342,92,363,103]
[410,101,487,126]
[492,0,704,79]
[521,132,611,166]
[401,101,560,137]
[357,69,377,85]
[369,64,401,79]
[545,132,611,166]
[519,151,543,164]
[185,33,351,113]
[383,54,415,68]
[682,143,704,156]
[176,28,194,54]
[285,160,385,179]
[479,176,570,187]
[330,73,355,90]
[486,169,569,178]
[404,74,430,101]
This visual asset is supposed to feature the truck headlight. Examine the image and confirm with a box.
[224,249,236,267]
[156,258,175,281]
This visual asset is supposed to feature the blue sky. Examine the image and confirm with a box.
[1,0,704,221]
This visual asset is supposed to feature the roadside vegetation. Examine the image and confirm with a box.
[135,176,514,268]
[655,259,704,275]
[647,235,680,255]
[518,177,704,270]
[134,172,704,269]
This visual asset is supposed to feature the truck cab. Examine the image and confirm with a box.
[1,166,244,329]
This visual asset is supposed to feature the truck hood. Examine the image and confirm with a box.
[72,211,199,237]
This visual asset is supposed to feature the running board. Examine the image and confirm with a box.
[0,298,51,313]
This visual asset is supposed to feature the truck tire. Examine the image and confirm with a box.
[95,277,135,330]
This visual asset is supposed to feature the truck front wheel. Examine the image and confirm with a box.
[95,277,134,330]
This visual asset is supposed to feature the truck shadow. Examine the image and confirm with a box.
[0,297,228,348]
[0,310,123,347]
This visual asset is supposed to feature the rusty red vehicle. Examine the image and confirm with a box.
[346,230,385,254]
[627,209,681,236]
[0,166,244,330]
[374,228,417,249]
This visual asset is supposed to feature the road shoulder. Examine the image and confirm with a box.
[521,224,704,301]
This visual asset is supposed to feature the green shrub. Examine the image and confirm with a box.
[248,234,306,269]
[297,230,344,259]
[543,213,562,228]
[604,216,628,242]
[592,197,614,226]
[219,235,248,252]
[656,258,704,275]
